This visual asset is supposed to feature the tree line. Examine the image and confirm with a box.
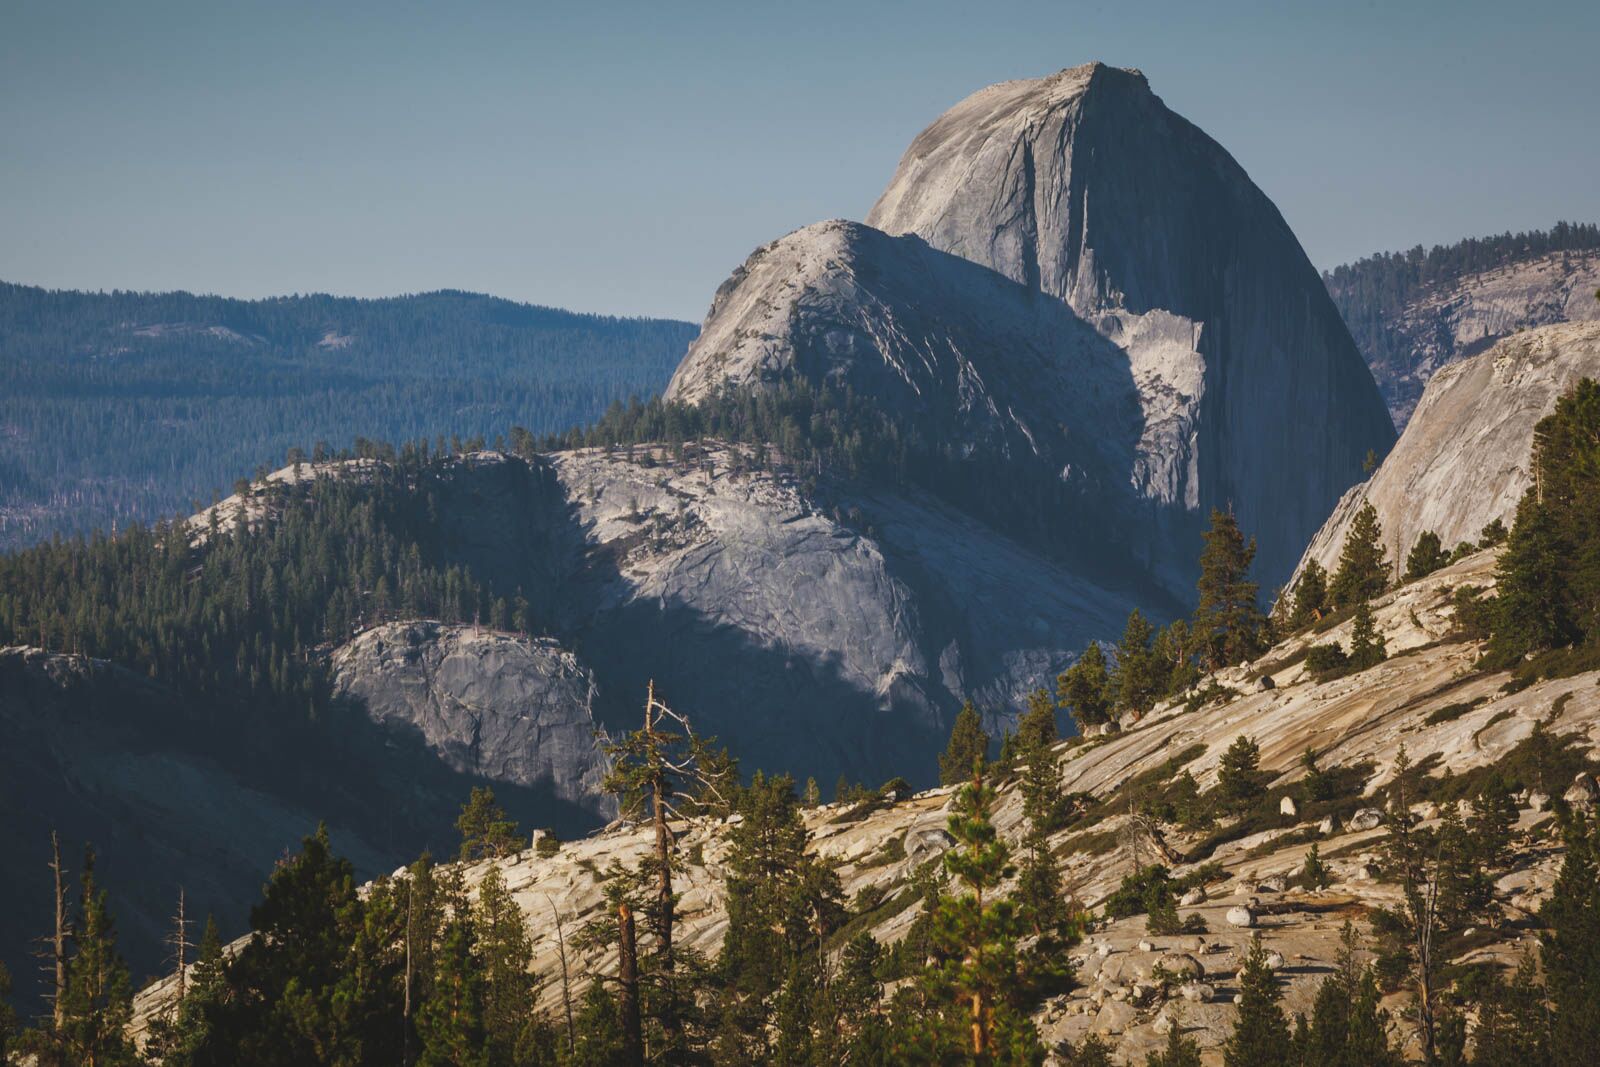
[0,282,693,550]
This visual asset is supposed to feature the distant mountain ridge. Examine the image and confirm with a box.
[1324,222,1600,427]
[0,282,697,549]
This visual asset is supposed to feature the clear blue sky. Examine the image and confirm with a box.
[3,0,1597,321]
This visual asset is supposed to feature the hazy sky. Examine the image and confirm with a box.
[3,1,1597,320]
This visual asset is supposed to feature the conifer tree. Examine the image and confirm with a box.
[1223,934,1291,1067]
[1329,503,1389,608]
[473,865,541,1066]
[940,702,990,785]
[1470,954,1551,1065]
[1113,609,1164,719]
[456,787,525,862]
[188,825,405,1066]
[1296,923,1400,1067]
[1145,1017,1202,1067]
[1152,620,1200,696]
[1218,735,1265,810]
[416,879,488,1067]
[1194,509,1267,669]
[1015,732,1077,962]
[1347,598,1387,670]
[713,772,842,1065]
[1016,687,1059,750]
[147,915,226,1067]
[1288,559,1330,631]
[1299,843,1331,890]
[917,766,1044,1063]
[601,682,730,1059]
[58,848,138,1067]
[1542,810,1600,1065]
[1057,645,1113,731]
[1404,530,1449,582]
[1491,489,1572,659]
[0,961,17,1067]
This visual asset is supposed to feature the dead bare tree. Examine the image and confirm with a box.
[37,831,70,1037]
[617,900,643,1067]
[599,680,732,1054]
[546,896,576,1054]
[165,887,194,1009]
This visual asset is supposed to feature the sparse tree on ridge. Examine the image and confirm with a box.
[1058,644,1114,731]
[1194,509,1267,670]
[940,701,990,785]
[1330,503,1389,608]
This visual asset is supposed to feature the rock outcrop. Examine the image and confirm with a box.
[671,63,1392,595]
[1292,321,1600,587]
[331,622,611,816]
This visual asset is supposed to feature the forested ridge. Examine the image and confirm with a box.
[0,282,695,550]
[1323,221,1600,394]
[0,447,541,744]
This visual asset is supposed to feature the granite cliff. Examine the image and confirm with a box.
[671,63,1393,595]
[1293,321,1600,589]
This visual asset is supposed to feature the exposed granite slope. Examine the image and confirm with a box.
[134,548,1597,1063]
[1293,321,1600,590]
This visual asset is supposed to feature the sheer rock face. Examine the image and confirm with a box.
[1291,321,1600,589]
[1352,251,1600,429]
[331,622,611,816]
[671,62,1392,593]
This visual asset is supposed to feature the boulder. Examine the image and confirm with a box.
[1094,998,1138,1035]
[1318,815,1340,835]
[1529,792,1553,812]
[1226,906,1256,928]
[1257,875,1288,894]
[1280,796,1298,818]
[1564,773,1599,811]
[1138,939,1156,953]
[1155,953,1205,982]
[1179,887,1207,907]
[1265,951,1286,971]
[1349,808,1385,832]
[904,827,956,866]
[1179,982,1216,1003]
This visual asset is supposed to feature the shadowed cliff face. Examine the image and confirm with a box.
[861,61,1395,591]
